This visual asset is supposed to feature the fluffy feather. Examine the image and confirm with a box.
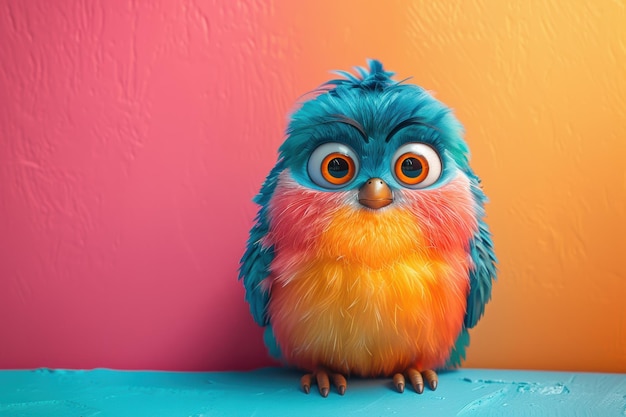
[239,60,497,377]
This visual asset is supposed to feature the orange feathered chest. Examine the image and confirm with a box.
[264,173,478,377]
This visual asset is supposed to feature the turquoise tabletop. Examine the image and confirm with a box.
[0,367,624,416]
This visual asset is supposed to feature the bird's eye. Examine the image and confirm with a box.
[308,143,359,189]
[392,143,442,188]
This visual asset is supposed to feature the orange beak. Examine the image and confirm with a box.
[358,178,393,209]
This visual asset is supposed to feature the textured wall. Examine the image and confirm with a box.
[1,0,625,372]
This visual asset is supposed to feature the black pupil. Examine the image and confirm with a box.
[327,157,350,178]
[401,157,423,178]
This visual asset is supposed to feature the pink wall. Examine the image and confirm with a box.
[1,1,625,372]
[0,0,287,370]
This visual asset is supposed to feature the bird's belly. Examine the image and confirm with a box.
[268,255,469,377]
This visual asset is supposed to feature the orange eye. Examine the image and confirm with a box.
[394,153,430,185]
[308,143,360,189]
[391,143,442,189]
[321,153,356,185]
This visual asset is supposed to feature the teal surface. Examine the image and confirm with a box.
[0,367,624,416]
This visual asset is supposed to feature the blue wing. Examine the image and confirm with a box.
[238,160,285,358]
[464,176,497,329]
[446,174,497,369]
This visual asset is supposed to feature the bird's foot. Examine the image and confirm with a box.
[300,367,348,397]
[392,368,438,394]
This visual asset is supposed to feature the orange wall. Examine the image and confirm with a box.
[264,0,626,373]
[1,0,624,372]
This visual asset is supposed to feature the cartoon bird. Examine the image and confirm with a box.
[239,60,496,396]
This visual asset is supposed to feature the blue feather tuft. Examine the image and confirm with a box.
[325,59,397,91]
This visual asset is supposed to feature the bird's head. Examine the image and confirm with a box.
[277,60,471,211]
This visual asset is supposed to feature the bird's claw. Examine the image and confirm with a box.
[393,368,438,394]
[301,367,347,397]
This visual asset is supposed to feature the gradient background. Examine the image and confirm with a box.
[1,0,625,373]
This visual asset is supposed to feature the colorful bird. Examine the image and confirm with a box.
[239,60,496,397]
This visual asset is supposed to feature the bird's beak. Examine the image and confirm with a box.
[358,178,393,209]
